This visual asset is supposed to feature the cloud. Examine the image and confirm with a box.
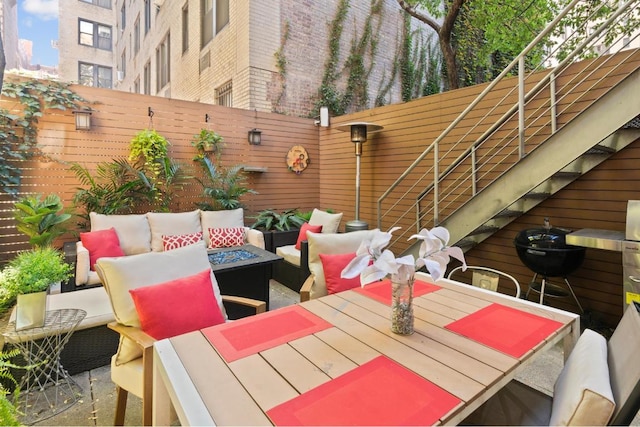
[22,0,58,21]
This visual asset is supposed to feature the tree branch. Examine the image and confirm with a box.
[396,0,442,34]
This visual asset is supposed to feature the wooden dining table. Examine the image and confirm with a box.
[152,272,580,426]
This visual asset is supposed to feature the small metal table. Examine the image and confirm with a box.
[3,308,86,424]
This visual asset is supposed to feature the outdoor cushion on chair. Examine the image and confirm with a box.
[147,210,202,252]
[301,229,377,301]
[308,208,343,234]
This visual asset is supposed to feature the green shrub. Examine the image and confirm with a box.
[1,247,73,296]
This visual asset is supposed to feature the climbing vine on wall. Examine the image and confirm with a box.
[0,79,85,196]
[273,20,291,111]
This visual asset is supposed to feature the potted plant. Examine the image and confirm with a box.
[191,128,224,157]
[0,247,73,330]
[13,193,72,248]
[250,209,306,252]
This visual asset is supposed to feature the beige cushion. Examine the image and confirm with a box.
[147,210,202,252]
[90,212,151,255]
[95,242,225,365]
[276,244,301,266]
[549,328,615,426]
[111,355,144,398]
[607,302,640,425]
[307,229,377,300]
[48,287,114,330]
[309,208,343,234]
[201,208,245,247]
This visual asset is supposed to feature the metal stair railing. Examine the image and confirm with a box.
[377,0,639,249]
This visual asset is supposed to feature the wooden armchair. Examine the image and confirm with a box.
[96,242,265,426]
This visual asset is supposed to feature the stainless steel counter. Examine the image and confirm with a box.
[566,228,625,252]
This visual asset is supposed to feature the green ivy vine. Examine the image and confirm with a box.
[0,79,85,196]
[273,20,291,111]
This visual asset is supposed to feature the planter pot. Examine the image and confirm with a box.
[15,290,48,331]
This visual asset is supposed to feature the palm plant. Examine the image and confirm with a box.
[71,159,153,227]
[195,157,256,211]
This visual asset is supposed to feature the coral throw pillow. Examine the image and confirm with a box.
[162,231,203,251]
[295,223,323,250]
[320,252,361,294]
[80,227,125,271]
[129,269,225,340]
[208,227,246,248]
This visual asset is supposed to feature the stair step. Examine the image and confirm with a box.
[456,238,476,251]
[585,145,616,155]
[524,192,550,199]
[494,209,523,218]
[468,225,499,236]
[553,171,581,179]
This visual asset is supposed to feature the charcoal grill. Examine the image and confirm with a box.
[514,219,585,313]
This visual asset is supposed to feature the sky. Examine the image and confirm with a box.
[17,0,59,67]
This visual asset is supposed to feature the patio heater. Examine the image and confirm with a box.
[336,122,383,232]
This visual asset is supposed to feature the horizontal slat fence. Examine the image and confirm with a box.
[2,49,638,326]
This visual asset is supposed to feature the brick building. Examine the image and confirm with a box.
[57,0,429,117]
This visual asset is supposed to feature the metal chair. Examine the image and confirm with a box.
[447,266,521,298]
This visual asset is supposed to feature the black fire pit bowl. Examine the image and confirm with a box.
[514,227,586,278]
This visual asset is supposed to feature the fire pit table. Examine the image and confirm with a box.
[207,244,283,319]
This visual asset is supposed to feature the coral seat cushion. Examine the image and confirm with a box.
[320,252,361,294]
[296,223,323,250]
[80,228,125,271]
[129,269,225,340]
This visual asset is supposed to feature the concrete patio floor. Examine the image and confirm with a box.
[24,280,640,426]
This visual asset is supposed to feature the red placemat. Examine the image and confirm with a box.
[202,305,332,362]
[354,279,441,305]
[445,303,564,358]
[267,355,461,426]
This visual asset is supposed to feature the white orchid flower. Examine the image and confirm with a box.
[341,226,466,286]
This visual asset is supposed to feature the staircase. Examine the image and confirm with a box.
[377,0,640,255]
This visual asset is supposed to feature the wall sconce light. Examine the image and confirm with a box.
[248,128,262,145]
[314,106,330,127]
[336,122,384,231]
[73,109,92,130]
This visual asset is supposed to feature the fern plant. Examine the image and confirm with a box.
[195,157,256,211]
[0,348,21,426]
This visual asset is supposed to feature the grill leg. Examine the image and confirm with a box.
[539,277,547,306]
[563,277,584,314]
[525,273,538,301]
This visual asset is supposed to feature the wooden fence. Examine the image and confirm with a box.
[2,49,639,326]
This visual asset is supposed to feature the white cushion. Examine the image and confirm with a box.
[201,208,245,247]
[90,212,151,255]
[307,229,377,300]
[549,328,615,426]
[276,244,301,266]
[309,208,343,234]
[95,242,225,365]
[111,355,144,398]
[147,210,202,252]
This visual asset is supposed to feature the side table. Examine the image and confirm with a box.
[3,308,86,424]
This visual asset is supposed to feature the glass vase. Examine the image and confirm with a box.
[391,275,414,335]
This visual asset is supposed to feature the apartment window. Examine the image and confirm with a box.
[216,0,229,34]
[216,80,232,107]
[120,3,126,29]
[79,19,112,51]
[201,0,228,48]
[134,17,140,54]
[143,61,151,94]
[156,33,170,91]
[79,62,112,88]
[80,0,111,8]
[144,0,151,34]
[120,49,126,78]
[182,4,189,53]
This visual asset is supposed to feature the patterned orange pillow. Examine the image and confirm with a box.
[208,227,246,248]
[162,231,203,251]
